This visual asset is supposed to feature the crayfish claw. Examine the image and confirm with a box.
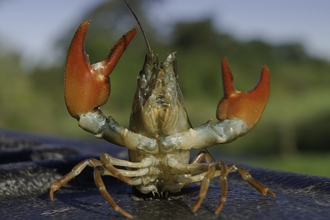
[216,58,270,129]
[64,21,137,118]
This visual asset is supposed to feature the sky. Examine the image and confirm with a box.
[0,0,329,67]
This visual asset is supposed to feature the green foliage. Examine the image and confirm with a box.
[0,52,63,134]
[243,153,330,177]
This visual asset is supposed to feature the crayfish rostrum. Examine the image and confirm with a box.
[49,1,275,218]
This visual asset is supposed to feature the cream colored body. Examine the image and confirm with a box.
[77,53,249,195]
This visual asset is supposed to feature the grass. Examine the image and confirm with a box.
[240,153,330,177]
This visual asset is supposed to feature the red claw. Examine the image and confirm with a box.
[216,58,270,128]
[65,21,137,118]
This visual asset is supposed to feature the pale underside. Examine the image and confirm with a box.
[77,52,249,194]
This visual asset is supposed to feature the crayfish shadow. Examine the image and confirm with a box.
[129,185,204,220]
[130,184,201,201]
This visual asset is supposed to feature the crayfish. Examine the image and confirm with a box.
[49,1,275,218]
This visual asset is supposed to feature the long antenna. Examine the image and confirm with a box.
[123,0,152,54]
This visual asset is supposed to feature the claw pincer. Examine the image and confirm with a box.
[217,58,270,129]
[64,21,137,118]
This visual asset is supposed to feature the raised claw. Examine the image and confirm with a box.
[217,58,270,129]
[65,21,137,118]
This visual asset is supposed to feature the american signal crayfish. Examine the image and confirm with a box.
[49,1,275,218]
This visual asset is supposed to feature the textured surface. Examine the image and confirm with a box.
[0,128,330,219]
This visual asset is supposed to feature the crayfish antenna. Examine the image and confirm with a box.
[123,0,152,54]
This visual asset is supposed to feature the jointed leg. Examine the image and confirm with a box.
[215,161,229,214]
[192,165,216,212]
[192,161,230,214]
[100,153,153,168]
[170,153,275,216]
[235,165,276,197]
[92,156,158,218]
[50,154,153,197]
[168,153,232,214]
[94,167,133,219]
[49,155,155,219]
[191,151,212,164]
[174,152,215,185]
[49,158,102,200]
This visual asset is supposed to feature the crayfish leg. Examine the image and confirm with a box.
[49,158,102,200]
[94,167,133,219]
[192,161,230,214]
[235,165,276,197]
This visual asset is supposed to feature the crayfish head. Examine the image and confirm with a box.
[129,52,191,137]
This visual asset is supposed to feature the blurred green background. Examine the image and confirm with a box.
[1,0,330,177]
